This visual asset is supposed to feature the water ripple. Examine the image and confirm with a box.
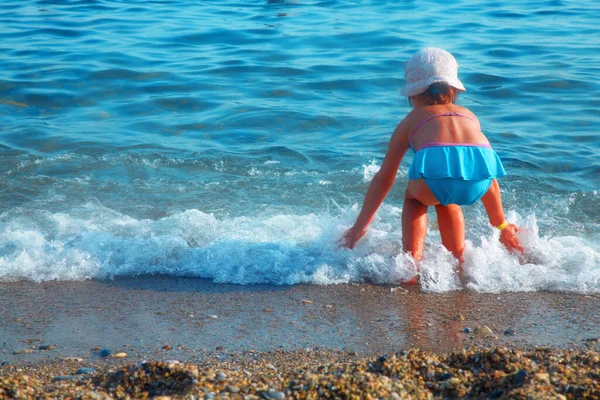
[0,0,599,239]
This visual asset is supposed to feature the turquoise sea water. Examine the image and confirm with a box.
[0,0,599,292]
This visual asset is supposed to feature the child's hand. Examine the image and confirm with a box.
[499,224,524,254]
[341,227,366,249]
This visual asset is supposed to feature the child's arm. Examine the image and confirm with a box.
[342,122,410,249]
[481,179,524,253]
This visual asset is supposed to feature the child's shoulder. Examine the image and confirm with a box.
[453,105,479,119]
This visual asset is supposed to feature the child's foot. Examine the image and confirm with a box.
[400,275,419,285]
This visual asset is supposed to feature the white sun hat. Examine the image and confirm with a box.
[400,48,466,97]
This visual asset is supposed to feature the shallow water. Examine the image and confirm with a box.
[0,0,599,292]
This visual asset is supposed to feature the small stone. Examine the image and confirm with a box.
[301,299,313,304]
[62,357,84,362]
[441,377,460,390]
[267,389,285,399]
[504,328,516,336]
[534,372,550,384]
[91,346,100,351]
[216,372,227,381]
[390,393,401,400]
[473,325,494,337]
[454,314,465,321]
[463,328,472,333]
[511,369,527,386]
[163,345,172,350]
[52,375,79,381]
[204,393,215,400]
[324,304,334,308]
[263,308,272,312]
[38,344,54,351]
[305,372,318,388]
[208,315,218,319]
[76,367,96,375]
[13,349,34,355]
[111,352,127,358]
[226,385,240,393]
[439,372,453,381]
[1,360,8,366]
[98,348,113,357]
[216,346,224,351]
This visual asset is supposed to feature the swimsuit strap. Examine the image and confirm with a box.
[409,111,475,151]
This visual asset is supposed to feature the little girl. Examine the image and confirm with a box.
[343,48,522,283]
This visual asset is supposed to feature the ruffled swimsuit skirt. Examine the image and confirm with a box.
[408,145,506,206]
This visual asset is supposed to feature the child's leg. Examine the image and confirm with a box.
[401,195,428,285]
[402,196,428,261]
[434,204,465,262]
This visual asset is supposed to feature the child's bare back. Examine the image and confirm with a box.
[403,104,489,150]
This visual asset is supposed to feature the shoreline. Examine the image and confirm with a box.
[1,277,599,397]
[1,277,599,363]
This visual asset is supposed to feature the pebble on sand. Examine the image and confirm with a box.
[76,368,96,375]
[98,348,113,358]
[62,357,84,362]
[267,388,285,399]
[510,369,528,386]
[52,375,79,382]
[534,372,550,384]
[473,325,494,337]
[216,372,227,381]
[12,349,31,355]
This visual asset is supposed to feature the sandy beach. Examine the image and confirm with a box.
[1,278,599,397]
[2,277,600,361]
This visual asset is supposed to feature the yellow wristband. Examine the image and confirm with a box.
[496,221,509,230]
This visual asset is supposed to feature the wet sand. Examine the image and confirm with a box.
[1,277,600,398]
[1,276,599,364]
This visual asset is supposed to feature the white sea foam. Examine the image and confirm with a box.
[0,204,598,293]
[361,160,408,183]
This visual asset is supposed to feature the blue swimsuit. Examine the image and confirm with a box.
[408,112,506,206]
